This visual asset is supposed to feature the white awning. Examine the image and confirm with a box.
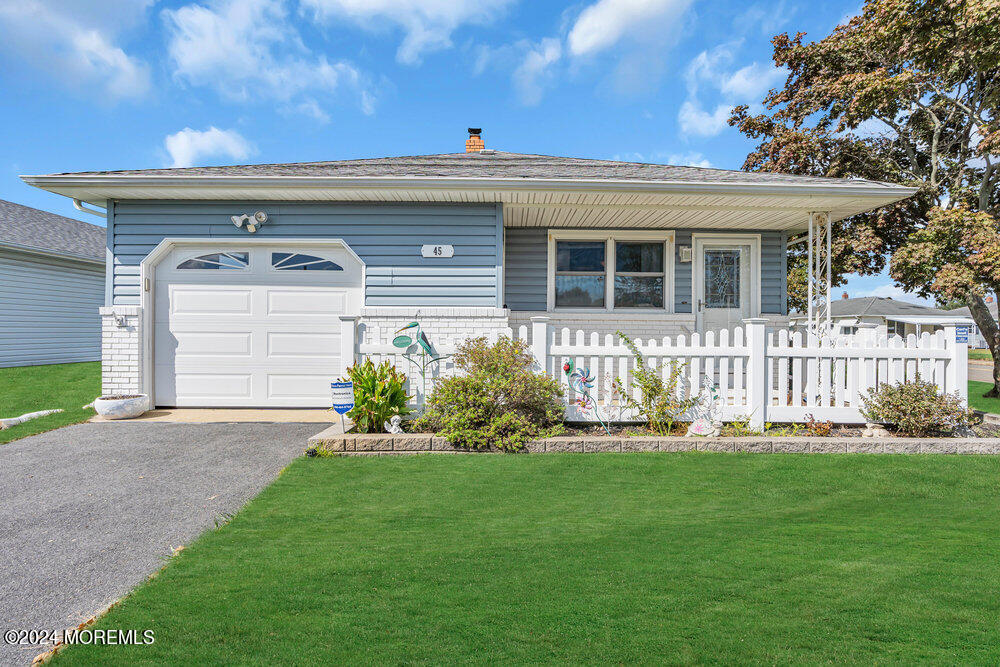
[889,316,975,325]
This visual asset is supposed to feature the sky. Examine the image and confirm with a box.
[0,0,925,304]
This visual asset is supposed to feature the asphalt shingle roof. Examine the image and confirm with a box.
[0,199,105,262]
[792,296,952,318]
[51,151,903,188]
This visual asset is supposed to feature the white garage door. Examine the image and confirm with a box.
[153,245,362,407]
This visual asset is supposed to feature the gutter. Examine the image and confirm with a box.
[73,198,106,218]
[0,240,104,266]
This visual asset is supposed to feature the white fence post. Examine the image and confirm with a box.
[857,323,878,398]
[744,318,768,429]
[339,315,357,375]
[944,323,968,404]
[530,316,550,375]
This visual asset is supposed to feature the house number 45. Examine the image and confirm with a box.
[421,244,454,258]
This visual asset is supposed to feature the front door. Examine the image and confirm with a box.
[695,240,753,334]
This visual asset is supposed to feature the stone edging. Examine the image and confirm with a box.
[307,432,1000,455]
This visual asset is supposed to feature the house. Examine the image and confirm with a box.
[22,130,916,408]
[788,295,973,339]
[0,199,105,368]
[942,298,996,348]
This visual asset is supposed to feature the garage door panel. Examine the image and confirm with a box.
[158,369,253,400]
[171,288,253,315]
[156,329,253,360]
[266,289,345,316]
[267,374,338,401]
[267,332,340,359]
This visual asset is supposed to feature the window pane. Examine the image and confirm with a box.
[614,276,663,308]
[616,242,663,273]
[177,252,248,270]
[556,241,605,272]
[555,275,605,307]
[272,252,343,271]
[704,249,741,308]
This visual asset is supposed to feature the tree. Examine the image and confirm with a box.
[729,0,1000,394]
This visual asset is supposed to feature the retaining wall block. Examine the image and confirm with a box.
[659,439,698,452]
[735,439,773,453]
[352,435,394,452]
[621,437,660,452]
[523,440,547,453]
[772,440,809,453]
[883,441,921,454]
[584,439,623,453]
[700,441,735,453]
[544,438,586,453]
[393,435,433,451]
[809,441,848,453]
[848,441,884,454]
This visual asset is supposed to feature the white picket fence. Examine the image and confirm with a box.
[353,317,968,426]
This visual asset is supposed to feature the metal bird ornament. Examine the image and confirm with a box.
[391,322,449,413]
[562,359,611,435]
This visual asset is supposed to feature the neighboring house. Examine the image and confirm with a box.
[0,199,106,367]
[23,130,915,407]
[789,295,973,339]
[942,298,997,348]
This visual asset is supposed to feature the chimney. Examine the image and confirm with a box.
[466,128,484,153]
[842,292,849,300]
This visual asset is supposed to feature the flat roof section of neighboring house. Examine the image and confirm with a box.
[0,199,105,263]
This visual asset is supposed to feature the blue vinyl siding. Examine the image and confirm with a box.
[110,201,502,307]
[504,228,788,315]
[503,228,547,310]
[0,249,104,367]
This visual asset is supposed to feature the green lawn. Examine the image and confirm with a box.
[0,361,100,445]
[57,454,1000,664]
[968,380,1000,414]
[969,349,992,361]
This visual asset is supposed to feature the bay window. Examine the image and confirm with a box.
[549,231,674,311]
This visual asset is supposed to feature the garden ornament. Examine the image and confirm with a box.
[383,415,404,434]
[563,359,611,435]
[392,322,450,411]
[685,379,723,437]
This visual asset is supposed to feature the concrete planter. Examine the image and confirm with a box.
[94,394,149,420]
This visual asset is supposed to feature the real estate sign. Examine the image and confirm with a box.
[330,381,355,415]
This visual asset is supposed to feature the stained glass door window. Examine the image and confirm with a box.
[703,249,741,308]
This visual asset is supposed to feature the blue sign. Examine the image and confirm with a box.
[956,326,970,344]
[330,381,355,415]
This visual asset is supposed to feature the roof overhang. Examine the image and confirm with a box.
[21,174,917,231]
[0,240,104,266]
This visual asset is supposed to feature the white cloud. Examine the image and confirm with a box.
[512,38,562,106]
[678,101,732,137]
[666,151,712,168]
[302,0,515,65]
[0,0,151,101]
[164,127,255,168]
[677,41,785,137]
[567,0,692,57]
[163,0,375,118]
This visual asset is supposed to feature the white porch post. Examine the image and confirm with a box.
[530,316,550,375]
[807,211,833,338]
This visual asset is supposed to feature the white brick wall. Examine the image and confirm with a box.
[100,306,142,397]
[358,307,511,346]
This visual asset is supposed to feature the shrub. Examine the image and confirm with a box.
[860,377,978,437]
[343,359,412,433]
[611,331,700,435]
[414,337,565,451]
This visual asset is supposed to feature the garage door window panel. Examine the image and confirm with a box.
[271,252,343,271]
[176,251,249,270]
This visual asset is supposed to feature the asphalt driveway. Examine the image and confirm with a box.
[0,422,319,665]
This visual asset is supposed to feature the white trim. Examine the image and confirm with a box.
[546,229,675,313]
[138,237,366,406]
[691,233,762,331]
